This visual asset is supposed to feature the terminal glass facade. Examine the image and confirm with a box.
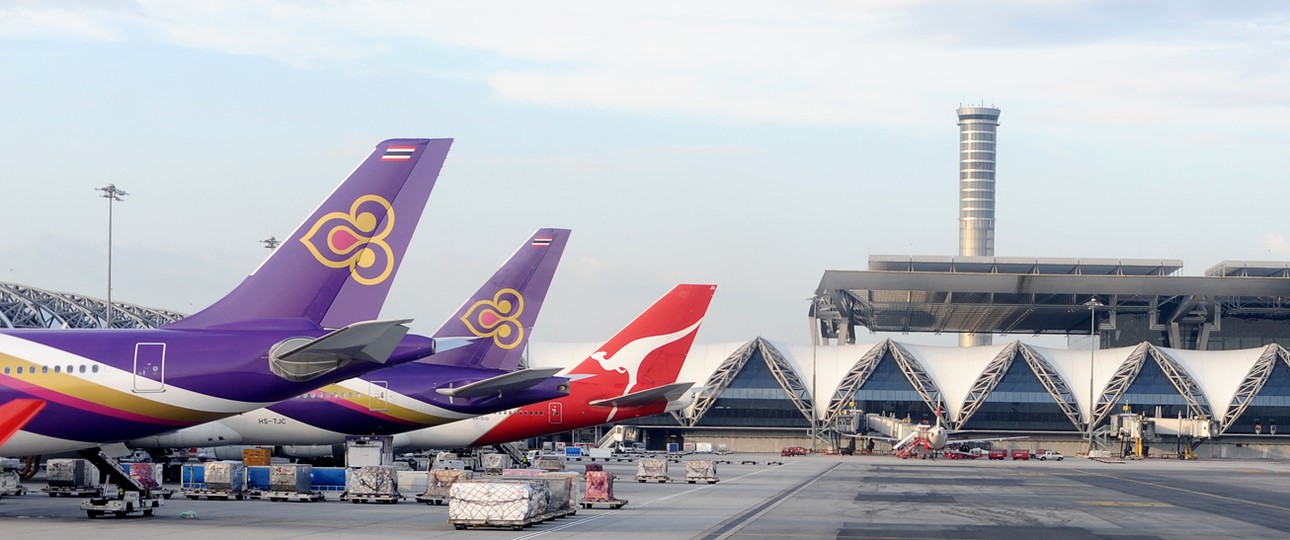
[693,349,810,428]
[961,359,1076,431]
[1230,361,1290,435]
[1116,361,1189,419]
[850,356,933,425]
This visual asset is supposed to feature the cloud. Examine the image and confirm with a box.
[4,1,1290,129]
[1267,233,1290,257]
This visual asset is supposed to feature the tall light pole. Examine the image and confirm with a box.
[261,236,280,250]
[1084,297,1103,454]
[811,342,818,451]
[96,184,128,328]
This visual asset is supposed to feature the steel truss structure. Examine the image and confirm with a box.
[1221,344,1286,433]
[0,282,185,330]
[1095,343,1211,428]
[821,339,944,426]
[955,342,1082,430]
[683,338,815,428]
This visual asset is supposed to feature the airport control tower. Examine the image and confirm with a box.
[957,105,1001,347]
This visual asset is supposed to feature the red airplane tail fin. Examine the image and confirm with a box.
[570,284,716,395]
[0,399,45,447]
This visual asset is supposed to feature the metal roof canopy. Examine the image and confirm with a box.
[812,256,1290,342]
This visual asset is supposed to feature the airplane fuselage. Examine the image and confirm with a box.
[129,363,570,448]
[0,323,435,455]
[393,376,669,449]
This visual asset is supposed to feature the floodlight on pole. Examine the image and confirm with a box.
[1084,297,1103,454]
[261,236,281,250]
[96,184,127,328]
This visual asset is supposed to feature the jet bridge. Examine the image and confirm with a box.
[1109,407,1217,459]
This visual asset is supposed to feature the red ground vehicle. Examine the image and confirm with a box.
[1011,449,1031,460]
[781,446,807,457]
[987,449,1007,460]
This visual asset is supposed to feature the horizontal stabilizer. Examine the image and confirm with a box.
[843,433,898,442]
[948,435,1029,445]
[279,319,413,364]
[436,367,567,398]
[0,399,46,447]
[589,382,694,409]
[270,320,412,382]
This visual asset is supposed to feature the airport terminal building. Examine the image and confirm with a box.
[562,256,1290,452]
[8,261,1290,455]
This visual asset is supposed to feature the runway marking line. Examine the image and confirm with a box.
[510,462,799,540]
[1076,469,1290,513]
[1083,500,1171,507]
[698,462,842,540]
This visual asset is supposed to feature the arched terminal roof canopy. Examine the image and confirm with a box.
[0,282,186,329]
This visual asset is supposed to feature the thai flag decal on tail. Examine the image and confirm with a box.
[531,237,553,247]
[381,146,416,161]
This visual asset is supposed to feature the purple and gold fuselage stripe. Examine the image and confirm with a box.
[277,383,454,427]
[0,356,226,425]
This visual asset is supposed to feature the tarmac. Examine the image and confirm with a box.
[5,453,1290,539]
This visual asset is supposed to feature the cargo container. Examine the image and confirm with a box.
[448,480,547,530]
[685,460,719,484]
[346,465,401,503]
[242,448,271,467]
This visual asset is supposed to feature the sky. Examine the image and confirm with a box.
[1,1,1288,347]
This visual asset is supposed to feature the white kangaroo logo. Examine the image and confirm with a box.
[590,319,703,397]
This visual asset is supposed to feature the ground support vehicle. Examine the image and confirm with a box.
[81,490,163,518]
[75,449,165,518]
[1037,450,1064,461]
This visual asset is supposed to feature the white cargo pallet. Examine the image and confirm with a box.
[580,497,627,509]
[415,494,449,505]
[182,488,245,501]
[449,516,541,531]
[43,486,103,497]
[636,475,669,483]
[252,490,326,502]
[345,493,403,504]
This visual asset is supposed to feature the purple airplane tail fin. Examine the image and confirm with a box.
[166,139,453,330]
[424,228,569,370]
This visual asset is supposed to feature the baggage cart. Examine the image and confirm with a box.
[417,468,471,505]
[252,464,325,502]
[182,461,247,500]
[685,460,719,484]
[582,470,627,509]
[635,457,670,483]
[43,485,103,497]
[345,465,403,504]
[0,470,26,496]
[44,458,101,497]
[448,480,547,530]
